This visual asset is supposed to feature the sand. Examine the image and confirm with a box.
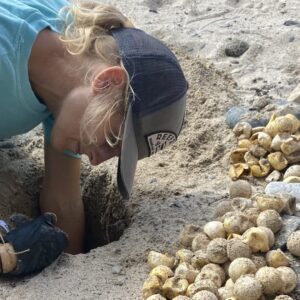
[0,0,299,299]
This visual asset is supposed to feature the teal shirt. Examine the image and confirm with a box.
[0,0,80,158]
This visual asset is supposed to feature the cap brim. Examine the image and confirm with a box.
[117,103,138,200]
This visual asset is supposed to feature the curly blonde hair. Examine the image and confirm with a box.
[59,1,134,146]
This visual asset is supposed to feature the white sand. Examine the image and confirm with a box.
[0,0,299,299]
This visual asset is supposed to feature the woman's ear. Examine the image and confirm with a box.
[92,66,126,95]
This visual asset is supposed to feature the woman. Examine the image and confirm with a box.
[0,0,188,268]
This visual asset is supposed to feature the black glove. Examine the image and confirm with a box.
[2,213,68,276]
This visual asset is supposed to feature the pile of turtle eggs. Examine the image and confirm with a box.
[229,113,300,182]
[142,179,300,300]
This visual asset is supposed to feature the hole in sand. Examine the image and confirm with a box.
[0,141,130,253]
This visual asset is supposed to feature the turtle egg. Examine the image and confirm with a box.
[179,224,202,248]
[143,275,162,299]
[214,200,233,218]
[265,250,289,268]
[255,266,283,295]
[254,194,285,213]
[251,254,267,269]
[231,197,253,212]
[242,227,269,253]
[227,238,252,261]
[195,270,222,288]
[191,250,209,270]
[176,249,194,264]
[287,230,300,256]
[186,280,218,297]
[233,275,262,300]
[256,209,283,233]
[174,262,198,284]
[206,238,228,264]
[228,257,257,282]
[229,180,252,199]
[223,212,253,234]
[172,296,191,300]
[150,266,174,283]
[201,263,226,284]
[192,290,218,300]
[258,226,275,248]
[191,232,210,252]
[218,286,234,300]
[146,295,167,300]
[274,295,294,300]
[204,221,226,239]
[162,277,189,299]
[148,251,176,270]
[277,266,298,293]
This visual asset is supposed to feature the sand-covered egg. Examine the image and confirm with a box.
[148,251,176,270]
[176,249,194,264]
[254,194,285,213]
[265,250,289,268]
[256,209,283,233]
[162,277,189,299]
[243,207,260,225]
[195,269,222,288]
[218,286,234,300]
[143,275,162,299]
[175,262,198,284]
[274,295,294,300]
[287,230,300,256]
[146,295,167,300]
[179,225,202,248]
[233,275,262,300]
[277,266,298,294]
[172,296,191,300]
[251,254,267,269]
[191,232,210,252]
[227,238,252,261]
[192,290,218,300]
[229,180,252,199]
[204,221,226,239]
[150,265,174,283]
[186,280,218,297]
[231,197,253,212]
[206,238,228,264]
[214,200,232,218]
[255,266,283,295]
[201,263,226,284]
[223,212,253,234]
[190,250,209,270]
[228,257,257,282]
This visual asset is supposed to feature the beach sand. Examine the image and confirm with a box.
[0,0,299,299]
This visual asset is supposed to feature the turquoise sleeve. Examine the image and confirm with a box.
[43,115,81,159]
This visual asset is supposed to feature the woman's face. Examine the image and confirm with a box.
[51,87,122,165]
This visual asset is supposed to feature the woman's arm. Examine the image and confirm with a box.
[39,142,84,254]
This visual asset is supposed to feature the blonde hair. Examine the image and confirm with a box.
[59,1,135,146]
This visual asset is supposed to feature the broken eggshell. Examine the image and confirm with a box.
[250,158,271,178]
[233,122,252,140]
[242,227,270,253]
[229,163,249,180]
[281,136,300,155]
[267,152,288,171]
[254,194,285,213]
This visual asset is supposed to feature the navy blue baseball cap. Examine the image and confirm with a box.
[111,28,188,199]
